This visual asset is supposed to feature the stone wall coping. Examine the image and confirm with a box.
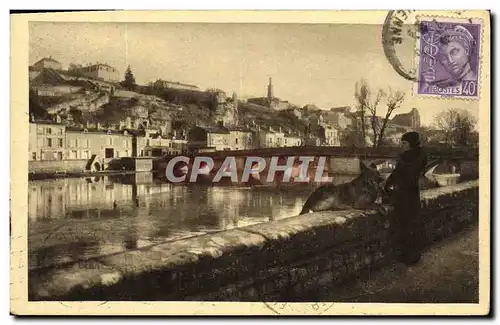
[29,180,479,300]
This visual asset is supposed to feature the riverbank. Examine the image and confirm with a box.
[28,170,138,181]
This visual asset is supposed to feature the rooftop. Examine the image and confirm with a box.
[80,63,117,69]
[65,126,133,135]
[34,57,61,65]
[30,120,64,126]
[154,79,199,89]
[226,126,253,132]
[197,125,230,134]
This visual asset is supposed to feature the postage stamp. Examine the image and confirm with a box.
[415,18,482,99]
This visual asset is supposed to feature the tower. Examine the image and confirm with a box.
[267,77,274,101]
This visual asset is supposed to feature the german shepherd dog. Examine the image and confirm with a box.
[299,160,387,215]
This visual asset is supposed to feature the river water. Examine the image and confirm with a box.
[28,173,360,270]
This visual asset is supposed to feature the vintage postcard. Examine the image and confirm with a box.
[10,10,490,316]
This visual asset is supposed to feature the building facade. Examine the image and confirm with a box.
[29,122,66,161]
[188,125,231,151]
[321,111,350,129]
[143,135,188,157]
[283,134,302,147]
[227,127,254,151]
[151,79,200,91]
[65,127,133,160]
[253,127,287,148]
[72,63,120,82]
[32,57,63,70]
[391,108,421,129]
[320,125,340,146]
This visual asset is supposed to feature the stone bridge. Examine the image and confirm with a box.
[153,146,479,182]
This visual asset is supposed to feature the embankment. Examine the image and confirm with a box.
[29,180,479,301]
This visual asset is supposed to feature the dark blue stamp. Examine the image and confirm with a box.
[417,20,481,98]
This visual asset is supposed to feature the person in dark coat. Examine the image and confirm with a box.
[385,131,428,266]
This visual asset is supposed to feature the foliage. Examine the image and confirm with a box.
[29,88,48,119]
[433,108,477,147]
[340,125,365,147]
[121,65,137,90]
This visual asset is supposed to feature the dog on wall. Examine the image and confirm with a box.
[299,160,387,215]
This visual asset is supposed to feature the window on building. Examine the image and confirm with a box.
[108,138,113,146]
[47,138,52,147]
[235,138,238,144]
[58,138,63,147]
[57,152,63,160]
[31,152,36,161]
[86,140,90,147]
[46,128,51,134]
[105,148,114,158]
[285,139,287,144]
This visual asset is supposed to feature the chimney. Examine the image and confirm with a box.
[279,126,282,133]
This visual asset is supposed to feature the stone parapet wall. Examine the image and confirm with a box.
[29,181,479,301]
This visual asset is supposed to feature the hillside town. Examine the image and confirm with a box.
[29,56,435,173]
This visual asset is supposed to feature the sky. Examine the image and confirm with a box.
[29,22,479,127]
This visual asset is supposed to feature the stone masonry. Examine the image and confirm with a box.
[28,180,479,301]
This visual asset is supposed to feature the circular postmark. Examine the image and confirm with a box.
[382,10,421,81]
[263,302,334,315]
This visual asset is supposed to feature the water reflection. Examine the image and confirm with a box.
[28,173,360,270]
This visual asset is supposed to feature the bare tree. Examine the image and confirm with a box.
[354,80,405,148]
[434,108,477,147]
[376,88,405,147]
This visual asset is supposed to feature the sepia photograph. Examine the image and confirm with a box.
[10,9,490,316]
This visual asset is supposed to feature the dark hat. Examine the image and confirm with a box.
[401,131,421,148]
